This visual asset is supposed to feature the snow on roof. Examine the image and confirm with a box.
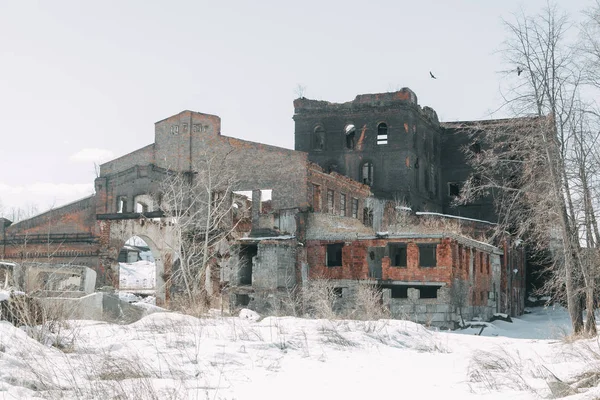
[239,235,296,241]
[0,261,17,267]
[415,211,496,226]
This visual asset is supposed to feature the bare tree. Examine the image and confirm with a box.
[449,278,470,327]
[460,3,600,335]
[294,84,307,99]
[581,1,600,89]
[158,151,239,306]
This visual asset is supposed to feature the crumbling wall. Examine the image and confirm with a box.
[294,89,442,211]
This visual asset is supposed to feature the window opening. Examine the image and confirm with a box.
[327,189,335,214]
[313,126,325,151]
[259,189,272,214]
[312,184,321,211]
[362,162,374,186]
[340,193,347,217]
[239,244,257,285]
[363,207,374,227]
[351,198,358,218]
[377,123,388,145]
[389,244,407,267]
[420,286,439,299]
[135,202,148,213]
[345,124,356,149]
[382,285,408,299]
[419,244,437,267]
[326,243,344,267]
[448,182,461,197]
[117,196,128,213]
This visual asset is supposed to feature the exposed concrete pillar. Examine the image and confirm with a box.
[251,189,261,226]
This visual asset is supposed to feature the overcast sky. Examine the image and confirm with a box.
[0,0,593,216]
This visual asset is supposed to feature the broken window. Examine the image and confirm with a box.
[448,182,461,197]
[340,193,347,217]
[351,198,358,218]
[419,286,439,299]
[259,189,272,214]
[327,189,335,214]
[333,287,344,298]
[361,162,374,186]
[363,207,374,227]
[232,191,252,225]
[135,201,148,213]
[389,244,407,267]
[377,123,388,145]
[345,124,356,149]
[326,243,343,267]
[313,126,325,151]
[117,196,128,213]
[312,184,321,212]
[486,255,490,274]
[419,244,437,267]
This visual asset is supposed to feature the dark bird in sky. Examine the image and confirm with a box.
[517,66,523,76]
[429,71,437,79]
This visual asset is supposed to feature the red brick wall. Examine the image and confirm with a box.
[382,239,453,283]
[471,249,493,306]
[307,240,369,279]
[307,163,371,219]
[308,237,457,284]
[307,236,499,308]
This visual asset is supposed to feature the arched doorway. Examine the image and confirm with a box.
[117,235,159,304]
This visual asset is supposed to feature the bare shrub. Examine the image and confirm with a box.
[167,293,211,318]
[468,348,541,393]
[350,283,389,322]
[301,278,338,319]
[318,323,358,348]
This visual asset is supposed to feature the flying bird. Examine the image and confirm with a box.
[429,71,437,79]
[517,66,523,76]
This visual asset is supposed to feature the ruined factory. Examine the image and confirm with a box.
[0,88,526,327]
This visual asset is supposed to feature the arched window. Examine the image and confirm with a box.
[377,123,388,145]
[345,124,356,149]
[313,126,325,151]
[361,162,374,186]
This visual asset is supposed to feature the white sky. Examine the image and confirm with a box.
[0,0,593,214]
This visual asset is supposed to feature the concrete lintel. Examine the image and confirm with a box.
[379,280,446,287]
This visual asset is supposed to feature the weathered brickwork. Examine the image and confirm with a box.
[307,163,371,219]
[0,102,528,320]
[307,235,500,310]
[294,89,444,212]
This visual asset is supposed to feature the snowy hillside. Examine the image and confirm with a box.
[1,307,599,399]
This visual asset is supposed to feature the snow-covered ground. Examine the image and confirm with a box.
[1,306,599,399]
[118,260,156,291]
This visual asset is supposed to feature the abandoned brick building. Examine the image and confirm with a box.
[294,88,495,220]
[0,89,526,325]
